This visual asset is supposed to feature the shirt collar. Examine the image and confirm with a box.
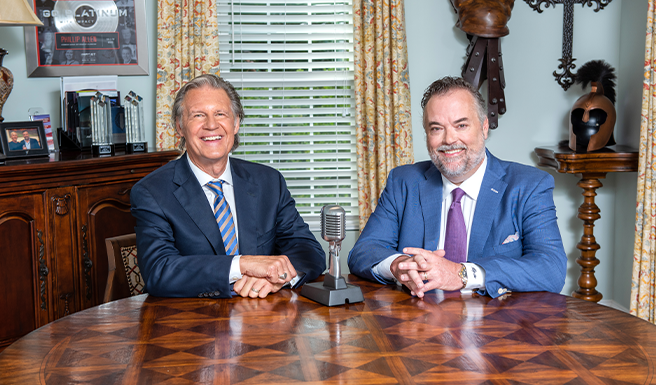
[187,155,234,187]
[441,153,488,201]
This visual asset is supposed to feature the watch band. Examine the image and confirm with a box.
[458,263,468,289]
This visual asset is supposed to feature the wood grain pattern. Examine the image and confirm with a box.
[534,145,639,303]
[0,275,654,384]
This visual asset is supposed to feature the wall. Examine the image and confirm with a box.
[0,1,647,307]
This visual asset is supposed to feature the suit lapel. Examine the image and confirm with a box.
[419,166,443,251]
[469,152,507,260]
[231,160,259,255]
[172,154,224,254]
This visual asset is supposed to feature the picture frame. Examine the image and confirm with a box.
[0,121,50,159]
[24,0,149,77]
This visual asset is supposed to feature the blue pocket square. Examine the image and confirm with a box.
[502,232,519,245]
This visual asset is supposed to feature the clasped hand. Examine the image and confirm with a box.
[234,255,297,298]
[391,247,462,298]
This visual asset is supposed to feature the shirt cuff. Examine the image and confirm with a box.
[372,253,404,281]
[229,255,243,284]
[462,262,485,290]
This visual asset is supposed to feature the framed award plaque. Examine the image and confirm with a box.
[24,0,149,77]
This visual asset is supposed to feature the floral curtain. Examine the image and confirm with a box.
[353,0,414,231]
[155,0,220,150]
[631,0,656,323]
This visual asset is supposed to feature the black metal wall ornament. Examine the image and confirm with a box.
[524,0,612,91]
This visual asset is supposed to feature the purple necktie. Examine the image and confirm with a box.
[444,188,467,263]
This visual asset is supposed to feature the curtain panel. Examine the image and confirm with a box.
[155,0,221,150]
[353,0,414,231]
[631,0,656,323]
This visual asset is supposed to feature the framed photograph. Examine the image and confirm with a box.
[24,0,149,77]
[0,121,50,159]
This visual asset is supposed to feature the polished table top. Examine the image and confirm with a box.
[0,275,654,384]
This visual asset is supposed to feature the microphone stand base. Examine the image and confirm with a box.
[300,275,364,306]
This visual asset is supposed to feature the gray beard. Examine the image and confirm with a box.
[428,143,485,180]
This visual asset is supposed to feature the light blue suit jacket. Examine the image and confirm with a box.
[347,150,567,298]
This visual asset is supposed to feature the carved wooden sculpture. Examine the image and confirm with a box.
[451,0,515,129]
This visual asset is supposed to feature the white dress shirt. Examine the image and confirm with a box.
[373,155,488,292]
[187,157,243,283]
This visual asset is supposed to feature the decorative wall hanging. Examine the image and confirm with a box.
[24,0,149,77]
[451,0,515,130]
[569,60,616,152]
[524,0,612,91]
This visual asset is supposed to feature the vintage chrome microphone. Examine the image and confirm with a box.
[301,205,364,306]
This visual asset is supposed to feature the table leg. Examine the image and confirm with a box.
[572,174,605,302]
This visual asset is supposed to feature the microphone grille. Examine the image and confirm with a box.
[321,204,345,241]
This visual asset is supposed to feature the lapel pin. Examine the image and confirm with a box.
[491,188,498,193]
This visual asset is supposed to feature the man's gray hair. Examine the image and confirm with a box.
[420,76,487,125]
[172,74,244,151]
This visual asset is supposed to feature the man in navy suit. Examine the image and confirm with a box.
[20,130,41,149]
[131,74,325,299]
[348,77,566,299]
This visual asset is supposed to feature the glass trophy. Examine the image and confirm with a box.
[124,91,147,153]
[90,92,115,156]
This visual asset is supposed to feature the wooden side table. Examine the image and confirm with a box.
[534,144,638,302]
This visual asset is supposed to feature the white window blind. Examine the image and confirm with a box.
[217,0,358,231]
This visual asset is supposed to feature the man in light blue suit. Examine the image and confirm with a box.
[348,77,566,299]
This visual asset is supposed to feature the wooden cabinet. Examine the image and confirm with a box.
[0,150,180,350]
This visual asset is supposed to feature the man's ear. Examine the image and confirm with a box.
[482,117,489,139]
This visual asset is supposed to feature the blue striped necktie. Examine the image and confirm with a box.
[207,181,240,255]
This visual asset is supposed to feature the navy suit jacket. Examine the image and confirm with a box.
[130,154,326,298]
[347,150,567,298]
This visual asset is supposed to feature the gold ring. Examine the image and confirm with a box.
[251,288,260,293]
[423,272,428,281]
[279,273,287,280]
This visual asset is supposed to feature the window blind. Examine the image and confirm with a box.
[217,0,358,230]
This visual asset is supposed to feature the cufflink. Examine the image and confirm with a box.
[497,288,507,295]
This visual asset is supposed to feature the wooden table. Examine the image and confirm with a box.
[535,144,639,303]
[1,275,654,384]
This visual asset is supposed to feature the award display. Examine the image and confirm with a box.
[90,92,115,156]
[25,0,149,77]
[124,91,147,153]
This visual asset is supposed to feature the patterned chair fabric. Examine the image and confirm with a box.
[121,245,145,296]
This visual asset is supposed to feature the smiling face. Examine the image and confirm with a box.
[22,131,31,141]
[177,86,240,177]
[65,50,74,60]
[424,89,488,185]
[10,132,17,142]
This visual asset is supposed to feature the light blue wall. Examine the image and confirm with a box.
[0,1,647,307]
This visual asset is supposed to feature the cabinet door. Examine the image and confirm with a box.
[46,188,79,318]
[0,193,50,349]
[77,181,137,309]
